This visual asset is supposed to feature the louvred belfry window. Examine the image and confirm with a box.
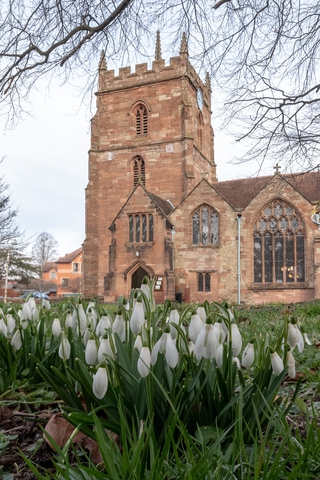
[253,200,305,284]
[135,104,148,135]
[133,156,145,187]
[192,205,219,245]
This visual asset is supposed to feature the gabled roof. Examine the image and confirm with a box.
[56,247,83,264]
[213,171,320,210]
[42,262,57,272]
[109,183,174,228]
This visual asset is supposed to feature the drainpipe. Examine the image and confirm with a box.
[236,214,242,305]
[171,226,175,271]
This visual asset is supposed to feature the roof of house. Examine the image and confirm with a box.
[56,247,83,264]
[147,191,174,216]
[213,171,320,210]
[42,262,57,272]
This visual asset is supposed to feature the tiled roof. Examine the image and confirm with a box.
[213,171,320,209]
[56,247,83,263]
[146,191,174,216]
[42,262,57,272]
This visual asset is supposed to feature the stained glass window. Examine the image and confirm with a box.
[253,200,305,284]
[192,205,219,245]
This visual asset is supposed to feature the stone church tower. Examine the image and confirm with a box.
[84,33,216,299]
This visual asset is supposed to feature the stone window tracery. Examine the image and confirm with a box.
[192,205,219,245]
[135,104,148,135]
[128,214,154,243]
[133,156,145,187]
[253,199,305,284]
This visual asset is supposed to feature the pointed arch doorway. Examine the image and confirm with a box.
[131,266,150,289]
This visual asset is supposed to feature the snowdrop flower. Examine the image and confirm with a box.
[295,325,304,353]
[85,338,98,365]
[287,322,299,349]
[137,346,151,377]
[83,328,91,346]
[232,357,241,369]
[22,302,32,321]
[11,330,22,350]
[87,308,97,331]
[130,298,145,335]
[151,338,161,366]
[270,349,284,376]
[113,314,126,340]
[195,319,219,360]
[165,333,179,368]
[93,367,108,399]
[212,320,224,344]
[65,312,75,330]
[42,299,51,310]
[98,337,115,363]
[76,303,87,332]
[58,333,71,360]
[300,325,312,346]
[196,306,206,322]
[215,343,223,367]
[242,341,255,369]
[188,313,204,344]
[6,313,15,334]
[169,309,180,339]
[52,318,62,337]
[230,322,242,357]
[0,318,7,336]
[140,278,150,300]
[96,315,111,337]
[134,335,143,352]
[286,348,296,378]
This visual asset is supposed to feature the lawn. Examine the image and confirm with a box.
[0,288,320,479]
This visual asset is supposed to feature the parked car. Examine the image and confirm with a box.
[20,292,50,300]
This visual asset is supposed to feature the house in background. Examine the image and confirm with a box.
[43,247,83,297]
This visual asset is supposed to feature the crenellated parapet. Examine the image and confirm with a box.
[98,33,211,110]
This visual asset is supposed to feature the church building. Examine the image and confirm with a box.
[83,33,320,304]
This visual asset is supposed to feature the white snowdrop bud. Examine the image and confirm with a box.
[231,323,242,357]
[137,346,151,377]
[11,330,22,350]
[78,304,87,332]
[0,318,7,336]
[242,342,255,369]
[287,323,299,349]
[42,299,51,310]
[196,306,206,322]
[169,309,180,339]
[6,314,15,334]
[286,349,296,378]
[151,338,161,366]
[165,334,179,368]
[52,318,61,337]
[134,335,143,352]
[96,315,111,337]
[22,303,32,321]
[98,337,114,363]
[189,313,204,344]
[83,328,91,346]
[93,367,108,399]
[65,313,75,330]
[233,357,241,368]
[270,350,284,376]
[113,314,126,340]
[130,300,145,335]
[58,333,71,360]
[215,343,223,367]
[140,280,150,300]
[85,338,98,365]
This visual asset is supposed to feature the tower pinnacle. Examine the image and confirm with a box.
[155,30,162,61]
[180,32,188,56]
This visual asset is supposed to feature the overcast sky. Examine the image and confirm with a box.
[0,74,268,259]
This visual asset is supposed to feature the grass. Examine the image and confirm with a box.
[1,297,320,478]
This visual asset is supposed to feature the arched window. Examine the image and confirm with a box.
[135,104,148,135]
[133,156,145,187]
[192,205,219,245]
[198,113,203,149]
[253,200,305,284]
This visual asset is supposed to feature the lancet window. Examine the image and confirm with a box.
[135,104,148,135]
[133,156,145,187]
[198,273,211,292]
[253,200,305,284]
[192,205,219,245]
[129,214,154,243]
